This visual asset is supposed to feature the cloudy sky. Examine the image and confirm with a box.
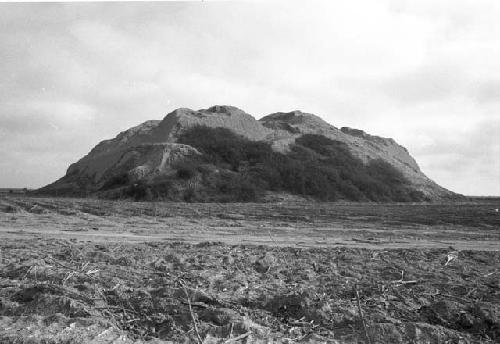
[0,0,499,195]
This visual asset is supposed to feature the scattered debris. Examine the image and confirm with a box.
[444,251,459,266]
[0,238,498,343]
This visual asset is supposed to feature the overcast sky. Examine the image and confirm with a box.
[0,1,499,195]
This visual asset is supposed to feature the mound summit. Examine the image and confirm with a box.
[40,105,457,201]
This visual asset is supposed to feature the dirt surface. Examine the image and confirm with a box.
[0,196,499,343]
[1,197,499,250]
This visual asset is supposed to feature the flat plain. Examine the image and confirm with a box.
[0,196,499,343]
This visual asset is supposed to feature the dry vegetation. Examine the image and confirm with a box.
[0,196,499,343]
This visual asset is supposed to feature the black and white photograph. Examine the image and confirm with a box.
[0,1,499,343]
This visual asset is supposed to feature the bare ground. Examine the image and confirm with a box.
[0,196,499,343]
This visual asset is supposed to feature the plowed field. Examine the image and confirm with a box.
[0,196,499,343]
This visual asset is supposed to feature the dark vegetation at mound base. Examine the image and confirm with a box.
[101,127,427,202]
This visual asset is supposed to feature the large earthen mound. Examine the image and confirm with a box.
[39,105,457,200]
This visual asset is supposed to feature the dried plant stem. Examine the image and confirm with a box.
[224,331,251,343]
[355,284,372,344]
[179,279,203,344]
[268,230,278,246]
[49,257,81,273]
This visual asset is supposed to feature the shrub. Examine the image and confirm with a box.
[175,163,198,180]
[100,173,130,190]
[178,126,274,170]
[183,187,198,202]
[367,159,405,185]
[215,172,259,202]
[125,182,148,201]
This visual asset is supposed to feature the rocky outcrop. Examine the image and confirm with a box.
[40,105,456,199]
[149,106,273,142]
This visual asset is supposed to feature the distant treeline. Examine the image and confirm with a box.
[0,188,29,194]
[101,126,427,202]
